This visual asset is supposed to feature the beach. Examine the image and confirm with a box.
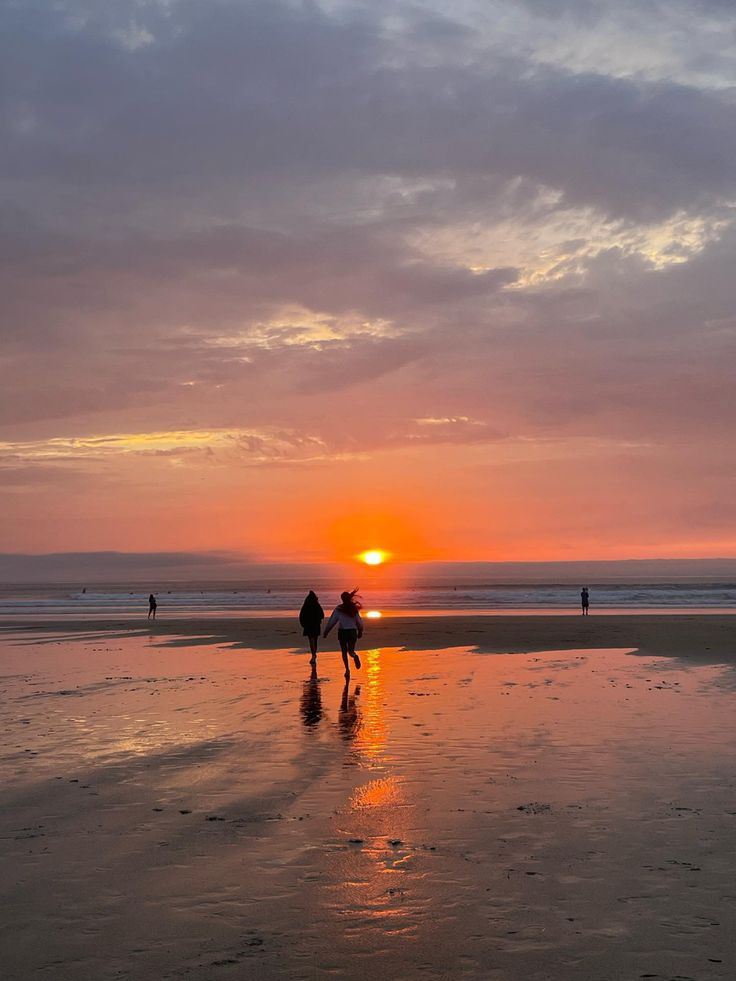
[2,615,735,980]
[5,612,735,662]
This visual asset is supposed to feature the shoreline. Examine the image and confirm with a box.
[2,605,735,619]
[3,612,735,664]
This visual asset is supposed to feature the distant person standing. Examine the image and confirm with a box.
[299,590,324,664]
[581,587,590,616]
[324,589,363,678]
[148,593,157,620]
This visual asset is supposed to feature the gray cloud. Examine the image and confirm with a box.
[3,0,736,222]
[1,0,736,555]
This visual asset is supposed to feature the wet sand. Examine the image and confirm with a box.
[3,612,736,663]
[2,619,735,980]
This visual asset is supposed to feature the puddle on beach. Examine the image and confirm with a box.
[1,633,735,980]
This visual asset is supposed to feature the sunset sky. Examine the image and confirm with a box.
[2,0,736,565]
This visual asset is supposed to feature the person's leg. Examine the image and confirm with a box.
[338,631,350,677]
[309,635,318,661]
[347,630,360,669]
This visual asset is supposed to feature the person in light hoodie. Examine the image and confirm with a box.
[323,589,363,678]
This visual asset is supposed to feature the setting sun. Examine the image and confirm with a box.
[359,550,387,566]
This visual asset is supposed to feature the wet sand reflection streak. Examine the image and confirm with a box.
[330,649,422,936]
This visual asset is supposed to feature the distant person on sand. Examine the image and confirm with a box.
[324,589,363,678]
[148,593,157,620]
[581,587,590,616]
[299,590,324,664]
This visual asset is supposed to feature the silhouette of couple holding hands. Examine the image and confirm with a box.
[299,588,363,678]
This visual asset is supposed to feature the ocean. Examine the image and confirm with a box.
[1,580,736,618]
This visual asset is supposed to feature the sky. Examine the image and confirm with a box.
[1,0,736,566]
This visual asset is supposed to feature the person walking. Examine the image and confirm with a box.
[299,590,324,664]
[324,589,363,678]
[148,593,157,620]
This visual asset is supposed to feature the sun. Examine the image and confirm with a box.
[359,549,387,566]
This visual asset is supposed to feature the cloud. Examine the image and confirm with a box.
[3,0,736,223]
[0,428,340,467]
[2,0,736,557]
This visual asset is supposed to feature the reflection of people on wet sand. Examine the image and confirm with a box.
[338,681,361,741]
[299,590,324,664]
[147,593,157,619]
[581,586,590,616]
[300,664,323,729]
[324,589,363,679]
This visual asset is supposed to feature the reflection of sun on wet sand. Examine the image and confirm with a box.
[2,622,736,980]
[355,648,387,762]
[350,776,405,809]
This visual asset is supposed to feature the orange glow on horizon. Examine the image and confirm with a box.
[321,508,435,565]
[365,610,382,618]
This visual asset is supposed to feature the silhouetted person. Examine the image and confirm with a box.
[324,589,363,679]
[148,593,157,620]
[299,590,324,664]
[300,664,323,728]
[581,587,589,616]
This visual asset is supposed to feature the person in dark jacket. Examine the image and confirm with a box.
[299,590,324,664]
